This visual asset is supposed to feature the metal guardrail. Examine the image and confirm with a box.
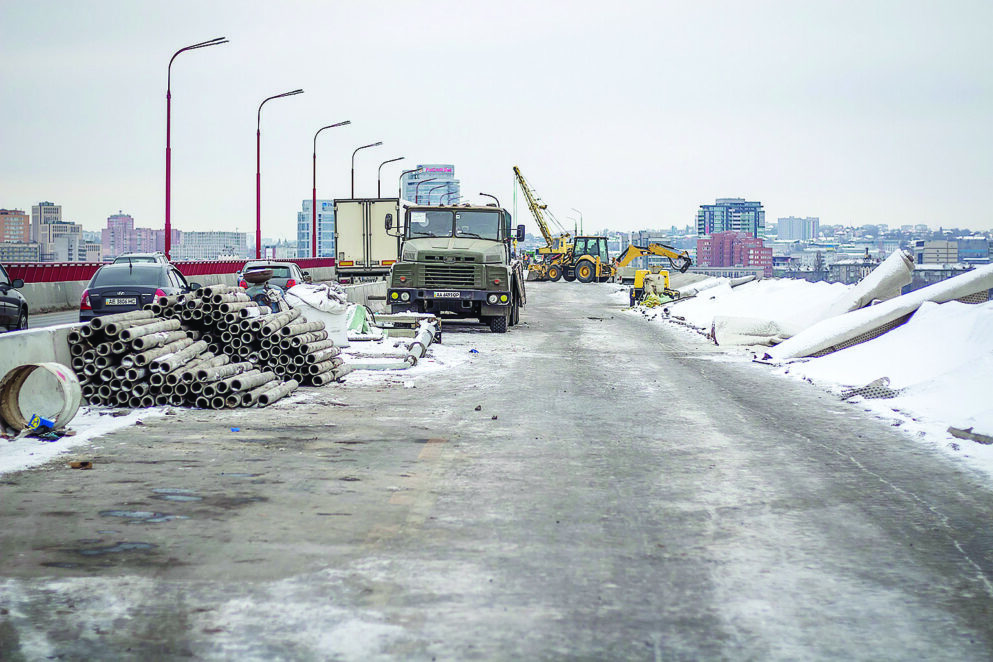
[4,258,338,283]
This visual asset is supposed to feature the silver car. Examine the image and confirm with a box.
[237,260,311,290]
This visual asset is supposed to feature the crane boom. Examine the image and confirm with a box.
[513,166,565,249]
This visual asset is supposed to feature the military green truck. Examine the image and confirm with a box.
[386,204,527,333]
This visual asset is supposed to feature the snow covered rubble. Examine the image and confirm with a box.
[618,264,993,477]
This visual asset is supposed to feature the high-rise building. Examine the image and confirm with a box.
[102,213,135,258]
[30,201,61,242]
[0,242,40,262]
[296,199,335,258]
[39,221,82,261]
[696,231,773,277]
[171,231,248,260]
[776,216,820,241]
[53,235,101,262]
[401,164,460,205]
[696,198,765,238]
[0,209,30,243]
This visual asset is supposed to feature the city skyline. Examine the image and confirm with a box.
[2,1,992,242]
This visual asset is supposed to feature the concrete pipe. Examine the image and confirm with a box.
[220,330,235,344]
[229,370,273,392]
[0,363,82,431]
[81,383,98,398]
[260,309,303,334]
[298,339,336,354]
[119,319,182,342]
[157,294,182,307]
[149,372,167,387]
[209,395,228,410]
[307,360,337,376]
[174,383,189,396]
[99,367,116,382]
[197,361,252,383]
[114,390,129,405]
[82,362,99,377]
[257,379,298,408]
[124,366,147,382]
[225,393,243,408]
[241,380,281,407]
[115,364,130,379]
[154,393,170,406]
[81,348,98,363]
[128,395,143,408]
[88,309,155,330]
[276,354,293,366]
[94,354,114,370]
[67,329,84,345]
[143,395,158,408]
[219,300,255,314]
[110,339,129,354]
[191,308,205,321]
[69,343,89,358]
[97,384,113,399]
[131,381,150,397]
[152,339,208,374]
[279,321,325,338]
[132,330,188,352]
[304,347,341,364]
[239,305,269,318]
[128,337,194,368]
[214,369,261,396]
[95,341,115,357]
[189,381,205,395]
[287,330,329,349]
[71,356,87,373]
[201,284,240,299]
[210,291,250,305]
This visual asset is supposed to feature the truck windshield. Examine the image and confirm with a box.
[408,210,454,238]
[407,209,503,240]
[455,211,501,240]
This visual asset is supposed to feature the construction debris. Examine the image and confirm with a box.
[68,285,351,410]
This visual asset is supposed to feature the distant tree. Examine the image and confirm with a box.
[814,250,825,273]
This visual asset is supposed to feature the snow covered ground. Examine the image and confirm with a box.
[616,280,993,477]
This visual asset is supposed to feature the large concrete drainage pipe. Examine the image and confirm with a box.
[0,362,82,431]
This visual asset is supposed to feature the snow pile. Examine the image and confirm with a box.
[778,300,993,472]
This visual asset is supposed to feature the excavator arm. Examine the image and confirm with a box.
[615,243,692,272]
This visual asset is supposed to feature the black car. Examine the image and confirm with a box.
[80,263,201,322]
[0,262,28,331]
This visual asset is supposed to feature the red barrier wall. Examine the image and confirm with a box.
[4,258,337,283]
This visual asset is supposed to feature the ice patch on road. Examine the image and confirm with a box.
[0,407,164,477]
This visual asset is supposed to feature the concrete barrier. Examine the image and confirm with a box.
[343,281,387,312]
[0,324,78,386]
[20,281,88,314]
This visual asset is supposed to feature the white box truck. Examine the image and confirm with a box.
[333,198,403,279]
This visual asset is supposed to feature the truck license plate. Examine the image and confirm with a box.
[105,297,137,306]
[433,291,461,298]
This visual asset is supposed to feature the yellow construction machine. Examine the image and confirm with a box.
[613,243,693,305]
[513,166,571,281]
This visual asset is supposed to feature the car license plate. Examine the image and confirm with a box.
[105,297,137,306]
[433,291,461,298]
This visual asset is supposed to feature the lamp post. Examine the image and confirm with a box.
[257,88,304,259]
[442,191,459,204]
[312,121,351,258]
[165,36,228,260]
[350,142,383,197]
[571,207,583,235]
[398,167,423,199]
[479,192,500,207]
[415,178,437,204]
[377,157,405,197]
[428,184,446,205]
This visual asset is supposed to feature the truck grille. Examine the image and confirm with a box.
[424,265,476,288]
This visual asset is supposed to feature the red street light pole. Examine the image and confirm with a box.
[165,36,228,260]
[256,88,304,259]
[350,142,383,198]
[312,121,351,257]
[377,157,405,197]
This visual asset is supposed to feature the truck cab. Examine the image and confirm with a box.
[387,204,526,333]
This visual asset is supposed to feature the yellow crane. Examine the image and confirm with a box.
[513,166,572,281]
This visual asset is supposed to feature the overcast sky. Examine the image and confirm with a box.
[2,0,991,242]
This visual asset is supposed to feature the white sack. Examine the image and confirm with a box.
[284,283,351,347]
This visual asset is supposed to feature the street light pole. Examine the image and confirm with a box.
[571,207,583,235]
[257,88,304,259]
[479,192,500,207]
[415,178,437,204]
[312,120,351,258]
[377,157,405,197]
[428,184,446,205]
[398,167,423,200]
[166,36,228,260]
[350,142,383,197]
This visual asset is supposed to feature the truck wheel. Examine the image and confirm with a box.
[489,313,508,333]
[576,259,596,283]
[547,265,563,281]
[510,296,519,326]
[563,271,576,282]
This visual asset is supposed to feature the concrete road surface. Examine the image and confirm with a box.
[2,282,992,660]
[28,308,80,329]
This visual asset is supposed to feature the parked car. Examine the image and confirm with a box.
[236,260,311,290]
[80,263,201,322]
[112,251,169,265]
[0,262,28,332]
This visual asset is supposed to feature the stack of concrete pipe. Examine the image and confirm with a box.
[67,284,350,410]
